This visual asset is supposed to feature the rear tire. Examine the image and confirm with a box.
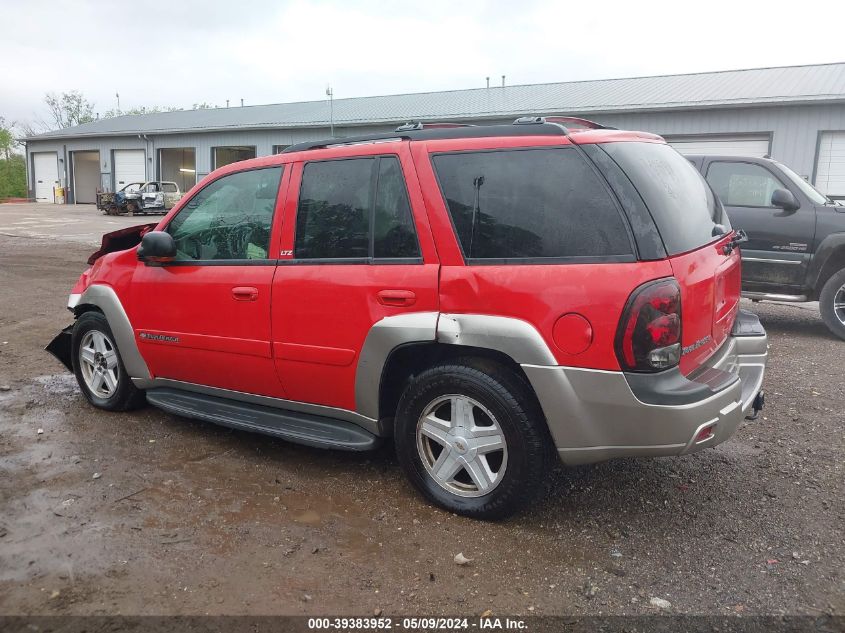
[819,268,845,341]
[394,358,553,520]
[72,312,145,411]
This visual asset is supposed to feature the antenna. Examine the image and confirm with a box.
[226,99,229,108]
[326,85,334,138]
[486,76,490,88]
[501,75,506,88]
[240,98,244,107]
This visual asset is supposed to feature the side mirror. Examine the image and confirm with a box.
[771,188,799,213]
[137,231,176,263]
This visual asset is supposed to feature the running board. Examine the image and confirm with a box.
[146,388,380,451]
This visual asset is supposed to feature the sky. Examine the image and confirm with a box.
[2,0,844,129]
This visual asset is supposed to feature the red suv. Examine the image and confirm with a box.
[48,117,768,519]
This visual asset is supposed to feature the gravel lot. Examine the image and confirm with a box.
[0,204,842,617]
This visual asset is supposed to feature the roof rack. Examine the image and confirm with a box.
[281,116,613,154]
[514,115,616,130]
[395,121,477,132]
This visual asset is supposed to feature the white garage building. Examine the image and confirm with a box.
[23,62,845,203]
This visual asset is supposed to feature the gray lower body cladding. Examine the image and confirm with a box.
[524,313,767,465]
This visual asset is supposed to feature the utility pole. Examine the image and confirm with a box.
[326,85,334,138]
[116,92,120,113]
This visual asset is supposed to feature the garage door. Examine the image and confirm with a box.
[815,131,845,198]
[668,135,770,157]
[113,150,146,190]
[33,152,59,203]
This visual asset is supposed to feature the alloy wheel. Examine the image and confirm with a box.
[416,394,508,498]
[835,283,845,326]
[78,330,120,398]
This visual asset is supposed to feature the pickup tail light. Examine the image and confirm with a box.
[615,278,682,372]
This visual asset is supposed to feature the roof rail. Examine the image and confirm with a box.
[513,115,615,130]
[395,121,477,132]
[282,133,411,153]
[282,121,570,154]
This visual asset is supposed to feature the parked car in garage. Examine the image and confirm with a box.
[48,118,768,519]
[688,155,845,340]
[97,181,183,216]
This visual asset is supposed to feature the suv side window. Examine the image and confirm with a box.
[374,157,419,258]
[706,161,784,207]
[432,147,633,262]
[295,156,421,261]
[167,166,282,261]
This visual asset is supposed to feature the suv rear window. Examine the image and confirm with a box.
[432,147,634,262]
[601,142,728,255]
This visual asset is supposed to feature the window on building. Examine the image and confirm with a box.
[167,167,282,261]
[294,156,420,260]
[706,161,785,207]
[212,146,257,170]
[432,147,633,261]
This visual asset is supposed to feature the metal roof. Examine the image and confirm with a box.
[26,62,845,140]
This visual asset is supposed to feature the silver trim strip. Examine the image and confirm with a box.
[742,257,802,265]
[742,291,808,302]
[76,285,151,379]
[134,377,379,435]
[354,312,439,420]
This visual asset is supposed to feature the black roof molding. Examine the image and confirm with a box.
[282,121,572,154]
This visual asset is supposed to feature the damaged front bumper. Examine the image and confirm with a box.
[45,325,74,372]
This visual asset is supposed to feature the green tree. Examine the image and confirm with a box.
[0,156,26,199]
[0,117,25,199]
[44,91,95,129]
[102,105,183,118]
[0,116,16,159]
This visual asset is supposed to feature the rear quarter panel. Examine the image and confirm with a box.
[438,262,674,369]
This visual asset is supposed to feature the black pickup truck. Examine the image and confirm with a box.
[688,155,845,340]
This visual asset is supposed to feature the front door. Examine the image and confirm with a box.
[704,159,814,289]
[129,165,288,397]
[271,148,440,414]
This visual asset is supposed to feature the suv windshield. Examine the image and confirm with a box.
[774,161,829,205]
[601,142,728,255]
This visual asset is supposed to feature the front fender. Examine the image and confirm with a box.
[807,232,845,295]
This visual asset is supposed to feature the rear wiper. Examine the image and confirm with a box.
[723,228,749,255]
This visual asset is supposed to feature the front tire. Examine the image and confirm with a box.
[72,312,145,411]
[394,359,553,520]
[819,268,845,341]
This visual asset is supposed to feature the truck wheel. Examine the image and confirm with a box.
[394,359,553,520]
[819,268,845,341]
[71,312,146,411]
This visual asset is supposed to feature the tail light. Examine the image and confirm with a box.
[615,278,682,372]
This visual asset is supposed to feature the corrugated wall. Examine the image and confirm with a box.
[25,103,845,202]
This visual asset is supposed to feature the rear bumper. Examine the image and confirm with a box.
[523,310,768,465]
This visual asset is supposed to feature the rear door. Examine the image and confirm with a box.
[129,165,288,397]
[271,144,439,412]
[704,159,814,288]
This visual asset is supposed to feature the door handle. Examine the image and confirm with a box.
[232,286,259,301]
[376,289,416,306]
